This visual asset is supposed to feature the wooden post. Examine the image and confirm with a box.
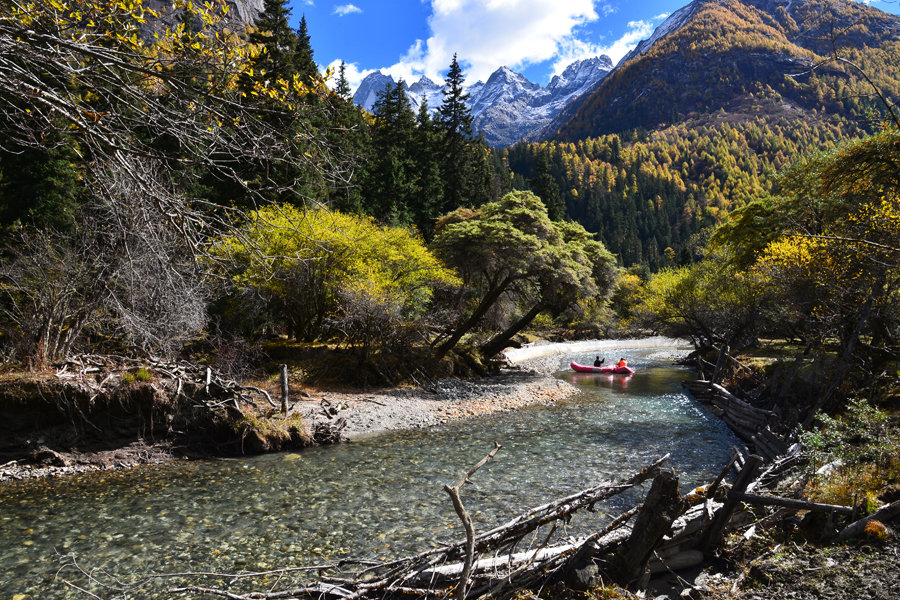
[712,344,729,384]
[703,454,762,552]
[280,364,289,416]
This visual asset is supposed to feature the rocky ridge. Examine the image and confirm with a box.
[352,56,613,147]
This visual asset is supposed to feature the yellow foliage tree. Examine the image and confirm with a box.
[211,205,460,350]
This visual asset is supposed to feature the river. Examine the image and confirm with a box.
[0,347,738,598]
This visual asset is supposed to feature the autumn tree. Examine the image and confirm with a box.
[209,205,460,357]
[633,250,772,354]
[714,126,900,413]
[431,190,616,360]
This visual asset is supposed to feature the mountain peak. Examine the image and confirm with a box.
[352,56,613,146]
[552,0,900,141]
[352,71,396,112]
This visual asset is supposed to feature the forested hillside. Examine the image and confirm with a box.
[504,0,900,267]
[552,0,900,139]
[506,108,863,267]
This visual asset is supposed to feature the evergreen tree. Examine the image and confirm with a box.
[327,64,370,214]
[529,150,564,220]
[437,53,475,212]
[367,81,417,224]
[412,100,445,237]
[244,0,299,86]
[336,61,351,99]
[0,143,81,232]
[295,15,319,83]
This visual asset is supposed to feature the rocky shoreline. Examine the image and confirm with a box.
[293,336,689,440]
[0,338,690,484]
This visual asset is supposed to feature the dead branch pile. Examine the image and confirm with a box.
[54,354,278,416]
[59,453,681,600]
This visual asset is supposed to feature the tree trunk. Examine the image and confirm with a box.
[479,302,545,360]
[603,470,683,587]
[803,275,884,427]
[435,277,511,360]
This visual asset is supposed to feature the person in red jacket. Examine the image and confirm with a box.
[616,357,627,368]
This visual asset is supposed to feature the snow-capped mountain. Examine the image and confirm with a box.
[352,72,397,114]
[351,56,613,147]
[407,76,444,112]
[620,2,699,63]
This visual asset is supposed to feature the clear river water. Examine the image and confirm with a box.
[0,348,739,598]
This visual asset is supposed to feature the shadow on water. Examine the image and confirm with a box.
[0,347,737,597]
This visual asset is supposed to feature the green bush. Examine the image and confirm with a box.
[801,398,899,508]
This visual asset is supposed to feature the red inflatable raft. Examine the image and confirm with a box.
[570,360,634,376]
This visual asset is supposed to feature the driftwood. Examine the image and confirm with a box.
[443,441,502,599]
[683,380,792,461]
[703,454,763,551]
[731,491,854,516]
[600,469,684,586]
[57,453,672,600]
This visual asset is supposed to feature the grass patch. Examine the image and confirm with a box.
[122,367,152,384]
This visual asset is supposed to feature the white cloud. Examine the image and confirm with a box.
[549,16,662,78]
[600,3,617,17]
[333,4,362,16]
[387,0,601,84]
[324,59,375,91]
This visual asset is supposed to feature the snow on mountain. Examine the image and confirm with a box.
[468,66,542,117]
[351,56,612,147]
[407,76,444,112]
[353,72,397,113]
[471,56,613,146]
[621,2,699,63]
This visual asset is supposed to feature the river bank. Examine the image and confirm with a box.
[296,336,689,440]
[0,338,689,483]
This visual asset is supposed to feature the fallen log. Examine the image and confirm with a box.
[600,470,684,586]
[703,454,763,552]
[730,492,854,516]
[836,499,900,541]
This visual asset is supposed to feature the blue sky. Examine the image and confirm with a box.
[287,0,900,91]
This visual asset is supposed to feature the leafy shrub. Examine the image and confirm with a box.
[801,398,899,507]
[210,205,460,353]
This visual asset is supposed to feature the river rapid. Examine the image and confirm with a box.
[0,345,738,598]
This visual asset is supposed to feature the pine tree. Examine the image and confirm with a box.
[244,0,299,86]
[529,150,564,220]
[438,54,476,212]
[295,15,319,84]
[367,81,418,224]
[326,62,369,214]
[336,61,351,99]
[412,100,445,237]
